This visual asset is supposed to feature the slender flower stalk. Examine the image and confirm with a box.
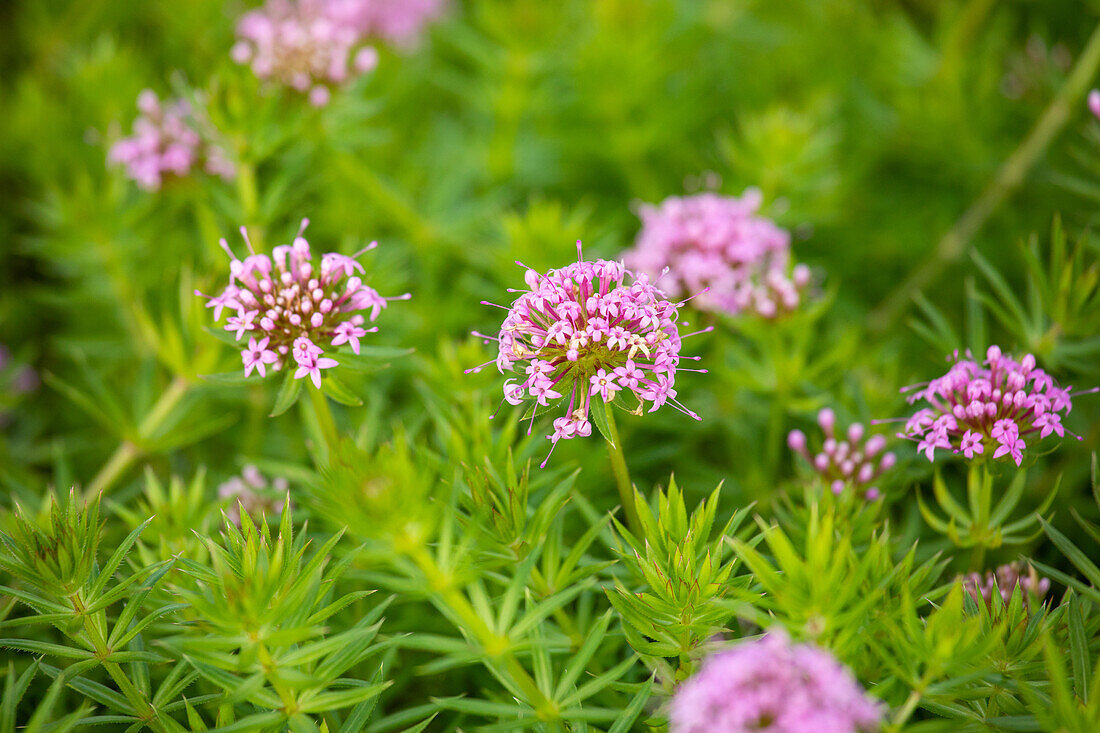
[602,402,639,532]
[196,219,408,386]
[468,241,709,467]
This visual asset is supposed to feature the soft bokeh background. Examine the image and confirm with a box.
[5,1,1100,728]
[2,0,1099,575]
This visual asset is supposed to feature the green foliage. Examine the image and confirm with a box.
[607,479,751,682]
[917,462,1056,552]
[167,507,391,728]
[3,0,1100,730]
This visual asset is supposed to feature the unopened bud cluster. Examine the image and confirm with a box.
[788,408,895,500]
[218,465,290,525]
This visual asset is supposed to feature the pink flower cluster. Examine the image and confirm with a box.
[899,347,1090,466]
[1089,89,1100,121]
[962,562,1050,611]
[108,90,234,191]
[470,243,707,466]
[231,0,381,107]
[788,409,895,501]
[623,190,811,318]
[218,465,289,525]
[670,631,883,733]
[324,0,446,45]
[196,219,408,387]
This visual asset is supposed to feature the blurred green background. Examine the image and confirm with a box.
[1,0,1099,547]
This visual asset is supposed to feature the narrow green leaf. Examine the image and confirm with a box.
[1068,593,1090,703]
[608,678,653,733]
[321,374,364,406]
[270,371,303,417]
[590,399,613,446]
[0,640,94,659]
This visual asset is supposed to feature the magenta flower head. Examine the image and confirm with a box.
[196,219,409,386]
[896,347,1094,465]
[231,0,379,106]
[1089,89,1100,121]
[469,242,709,466]
[108,90,235,191]
[623,190,812,319]
[962,562,1050,611]
[218,464,289,525]
[670,630,884,733]
[788,408,895,501]
[324,0,447,46]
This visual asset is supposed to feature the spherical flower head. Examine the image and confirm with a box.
[218,465,290,525]
[962,562,1051,612]
[1089,88,1100,121]
[232,0,380,104]
[108,90,234,191]
[788,408,893,501]
[469,242,708,466]
[670,630,884,733]
[623,190,812,319]
[898,347,1094,465]
[195,219,408,385]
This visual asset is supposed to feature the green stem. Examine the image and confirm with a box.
[70,595,166,732]
[406,545,556,718]
[969,544,987,573]
[869,19,1100,333]
[307,385,340,460]
[764,326,789,482]
[889,684,925,732]
[257,640,299,714]
[967,462,992,570]
[236,161,259,229]
[603,403,640,534]
[86,376,190,496]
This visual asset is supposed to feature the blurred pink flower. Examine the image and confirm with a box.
[671,630,883,733]
[962,562,1050,611]
[232,0,380,104]
[324,0,446,46]
[108,90,234,191]
[218,465,289,525]
[624,190,812,318]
